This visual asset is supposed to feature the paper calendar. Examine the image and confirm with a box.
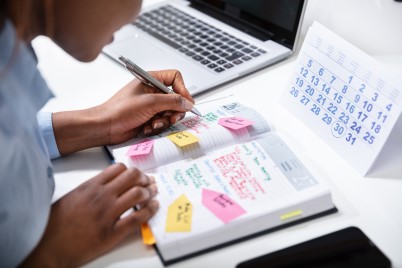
[281,22,402,175]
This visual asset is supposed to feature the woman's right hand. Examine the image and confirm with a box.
[21,163,159,267]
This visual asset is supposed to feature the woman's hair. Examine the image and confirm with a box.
[0,0,53,41]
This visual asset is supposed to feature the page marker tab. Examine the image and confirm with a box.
[167,131,199,147]
[166,194,193,232]
[127,139,154,156]
[280,210,303,221]
[141,223,156,245]
[202,189,246,224]
[218,117,254,130]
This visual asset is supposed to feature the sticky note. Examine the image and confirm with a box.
[167,131,199,147]
[141,223,156,245]
[218,117,254,130]
[202,189,246,224]
[165,194,193,232]
[126,139,154,156]
[280,210,303,221]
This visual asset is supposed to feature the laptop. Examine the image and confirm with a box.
[103,0,307,95]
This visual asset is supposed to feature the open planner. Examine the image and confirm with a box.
[105,97,336,265]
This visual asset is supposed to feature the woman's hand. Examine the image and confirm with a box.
[21,163,159,267]
[52,69,195,156]
[98,69,195,144]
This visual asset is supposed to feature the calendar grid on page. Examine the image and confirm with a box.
[280,22,402,175]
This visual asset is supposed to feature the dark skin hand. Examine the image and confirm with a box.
[21,163,159,267]
[52,69,194,156]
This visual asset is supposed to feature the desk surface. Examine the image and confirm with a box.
[34,0,402,267]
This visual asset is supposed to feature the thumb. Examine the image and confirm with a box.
[146,93,194,114]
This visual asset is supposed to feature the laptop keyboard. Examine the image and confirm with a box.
[133,5,267,74]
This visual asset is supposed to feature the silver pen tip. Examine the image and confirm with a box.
[191,106,202,116]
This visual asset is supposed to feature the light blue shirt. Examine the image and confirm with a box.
[0,20,60,267]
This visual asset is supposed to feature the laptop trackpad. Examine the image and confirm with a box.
[108,35,212,92]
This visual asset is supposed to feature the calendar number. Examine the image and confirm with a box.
[350,121,362,134]
[311,104,321,115]
[305,85,315,96]
[327,103,338,115]
[300,67,309,78]
[339,112,350,124]
[300,95,310,106]
[331,121,346,138]
[290,87,299,97]
[346,133,356,145]
[322,113,332,125]
[363,132,375,144]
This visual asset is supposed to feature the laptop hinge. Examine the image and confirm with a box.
[189,1,274,42]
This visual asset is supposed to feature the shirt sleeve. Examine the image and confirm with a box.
[37,112,60,159]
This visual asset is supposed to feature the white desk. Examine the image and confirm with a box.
[34,0,402,267]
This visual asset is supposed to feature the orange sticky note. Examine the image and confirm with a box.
[167,131,199,147]
[165,194,193,232]
[141,223,156,245]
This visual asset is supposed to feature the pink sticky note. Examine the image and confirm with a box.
[202,189,246,224]
[218,117,254,130]
[126,139,154,157]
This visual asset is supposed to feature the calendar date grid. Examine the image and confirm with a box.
[289,55,388,149]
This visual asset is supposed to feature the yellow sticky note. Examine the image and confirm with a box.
[280,210,303,221]
[141,223,156,245]
[165,194,193,232]
[167,131,199,147]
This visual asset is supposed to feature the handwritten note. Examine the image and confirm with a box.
[165,194,193,232]
[202,189,246,224]
[126,139,154,156]
[167,131,199,147]
[218,117,254,130]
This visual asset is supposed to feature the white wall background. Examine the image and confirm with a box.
[299,0,402,55]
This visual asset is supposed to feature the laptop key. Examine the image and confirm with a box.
[201,51,211,56]
[144,29,181,49]
[193,55,204,61]
[257,49,266,54]
[242,56,252,61]
[223,63,234,69]
[242,48,253,54]
[208,63,218,69]
[250,52,261,57]
[186,51,195,56]
[208,55,219,61]
[233,59,243,65]
[217,59,227,65]
[225,52,244,61]
[215,67,225,73]
[201,59,210,65]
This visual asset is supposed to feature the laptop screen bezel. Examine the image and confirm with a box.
[188,0,306,49]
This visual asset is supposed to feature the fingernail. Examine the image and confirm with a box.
[150,184,158,195]
[150,199,159,210]
[183,99,194,111]
[164,111,172,117]
[153,121,164,129]
[143,127,152,135]
[174,114,184,123]
[148,175,155,183]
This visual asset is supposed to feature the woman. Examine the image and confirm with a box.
[0,0,195,266]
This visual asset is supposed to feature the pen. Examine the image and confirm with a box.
[118,56,202,116]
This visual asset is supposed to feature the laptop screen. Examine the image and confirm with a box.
[189,0,305,48]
